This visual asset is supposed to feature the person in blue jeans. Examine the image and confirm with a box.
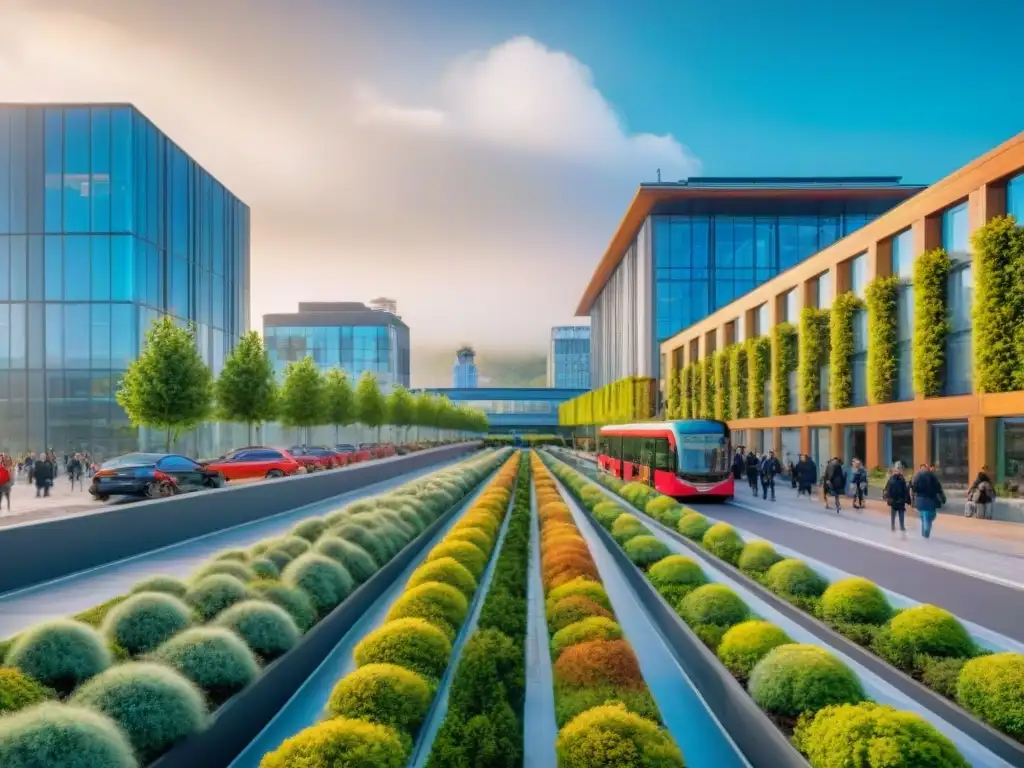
[910,463,945,538]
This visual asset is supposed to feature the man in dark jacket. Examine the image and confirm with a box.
[731,448,745,481]
[882,463,909,531]
[744,451,760,496]
[794,454,817,497]
[911,464,945,539]
[760,450,782,502]
[823,457,846,512]
[33,452,54,498]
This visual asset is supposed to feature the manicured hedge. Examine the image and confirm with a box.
[729,343,749,418]
[972,215,1024,393]
[866,275,899,405]
[746,336,771,418]
[798,306,830,412]
[714,348,731,421]
[700,354,715,419]
[913,248,952,397]
[771,322,798,416]
[829,291,862,410]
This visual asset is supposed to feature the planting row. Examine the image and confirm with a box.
[425,451,532,767]
[0,448,510,768]
[532,453,686,767]
[580,461,1024,748]
[543,453,975,767]
[257,451,521,767]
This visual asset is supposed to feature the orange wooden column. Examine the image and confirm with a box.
[865,421,884,470]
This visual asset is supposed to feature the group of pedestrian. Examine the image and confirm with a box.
[0,449,93,513]
[733,448,783,502]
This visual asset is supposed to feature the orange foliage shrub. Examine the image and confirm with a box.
[543,553,601,590]
[553,639,646,690]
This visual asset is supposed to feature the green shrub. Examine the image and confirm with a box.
[956,652,1024,740]
[793,702,969,768]
[6,619,112,694]
[70,662,208,762]
[130,575,188,598]
[150,627,260,703]
[264,548,295,571]
[214,548,249,563]
[611,514,647,545]
[250,557,281,580]
[555,703,683,768]
[715,348,731,421]
[250,581,316,633]
[645,495,682,527]
[551,617,622,658]
[427,540,487,580]
[291,518,329,543]
[866,275,900,404]
[0,668,54,714]
[554,686,661,729]
[872,605,974,669]
[386,582,469,639]
[699,354,715,418]
[592,501,624,528]
[331,523,391,566]
[426,700,521,768]
[274,536,313,558]
[407,557,477,599]
[546,577,611,612]
[647,554,707,604]
[191,560,254,583]
[283,554,355,617]
[749,643,865,717]
[624,535,671,569]
[354,618,452,680]
[101,592,192,655]
[214,600,300,660]
[447,629,524,716]
[678,584,749,628]
[702,522,745,565]
[677,512,712,542]
[580,485,606,510]
[747,336,771,418]
[185,574,250,621]
[546,596,615,633]
[799,307,830,412]
[818,577,891,626]
[972,216,1024,393]
[729,343,749,418]
[716,620,791,679]
[765,559,828,598]
[327,663,432,735]
[314,536,378,583]
[830,291,863,409]
[913,248,952,397]
[0,703,136,768]
[445,527,493,553]
[73,597,128,629]
[772,322,798,415]
[919,655,967,699]
[260,716,408,768]
[737,541,782,575]
[621,482,656,510]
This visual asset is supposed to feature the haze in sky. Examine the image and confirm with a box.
[0,0,699,353]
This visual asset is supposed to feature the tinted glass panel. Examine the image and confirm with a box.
[157,455,200,471]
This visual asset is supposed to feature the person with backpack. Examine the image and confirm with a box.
[760,449,782,502]
[882,462,909,531]
[794,453,817,497]
[731,447,746,482]
[823,457,847,512]
[965,466,996,520]
[911,463,945,539]
[745,450,760,496]
[849,459,868,509]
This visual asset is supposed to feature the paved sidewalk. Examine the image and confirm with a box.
[725,483,1024,587]
[0,477,101,528]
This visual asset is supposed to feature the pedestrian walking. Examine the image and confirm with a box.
[760,449,781,502]
[965,465,996,520]
[0,459,12,512]
[745,450,760,496]
[910,463,945,539]
[67,453,84,491]
[794,453,817,497]
[850,459,868,509]
[823,457,847,512]
[882,461,909,531]
[786,458,797,489]
[32,452,54,498]
[731,448,745,482]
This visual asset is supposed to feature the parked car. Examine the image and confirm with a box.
[292,446,348,469]
[89,453,226,502]
[201,446,302,481]
[334,444,356,454]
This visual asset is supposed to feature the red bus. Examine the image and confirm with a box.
[597,419,734,501]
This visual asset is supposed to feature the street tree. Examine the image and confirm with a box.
[386,385,415,442]
[323,368,356,445]
[279,356,325,444]
[215,330,278,444]
[412,393,438,441]
[116,316,213,451]
[355,371,387,442]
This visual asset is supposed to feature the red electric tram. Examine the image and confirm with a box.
[597,419,734,501]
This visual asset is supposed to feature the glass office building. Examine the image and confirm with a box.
[580,178,925,389]
[264,302,410,390]
[0,104,250,457]
[548,325,591,389]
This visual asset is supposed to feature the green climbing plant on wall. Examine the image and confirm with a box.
[771,323,798,416]
[913,248,952,398]
[798,307,830,412]
[715,349,731,421]
[682,363,695,419]
[729,343,748,419]
[701,355,715,418]
[830,291,863,409]
[666,367,680,418]
[746,336,771,418]
[972,216,1024,392]
[866,275,900,404]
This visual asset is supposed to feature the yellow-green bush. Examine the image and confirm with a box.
[647,555,708,605]
[593,500,625,528]
[407,557,477,599]
[546,578,611,612]
[716,620,791,679]
[678,584,749,629]
[555,703,684,768]
[772,322,798,416]
[385,583,469,640]
[866,276,899,405]
[737,541,782,575]
[956,652,1024,740]
[764,559,828,598]
[799,307,830,412]
[354,618,452,680]
[550,617,623,659]
[912,248,952,397]
[749,644,865,717]
[817,577,892,626]
[873,605,974,669]
[326,663,432,736]
[610,514,647,545]
[427,540,488,580]
[677,511,711,542]
[624,535,671,569]
[702,522,744,565]
[645,495,683,527]
[972,216,1024,393]
[829,291,862,409]
[0,668,53,714]
[746,336,771,418]
[259,716,409,768]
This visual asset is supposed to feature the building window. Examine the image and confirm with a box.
[815,271,832,309]
[783,288,798,324]
[756,303,769,336]
[945,264,973,395]
[844,425,866,468]
[942,202,970,262]
[891,228,914,279]
[884,422,914,469]
[931,421,969,486]
[1009,172,1024,223]
[998,417,1024,484]
[849,253,868,299]
[810,427,830,475]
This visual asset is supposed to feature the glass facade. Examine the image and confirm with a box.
[1009,172,1024,223]
[814,271,832,309]
[549,325,591,389]
[943,202,973,396]
[884,422,914,469]
[265,323,409,390]
[931,421,969,486]
[891,228,914,401]
[0,104,250,456]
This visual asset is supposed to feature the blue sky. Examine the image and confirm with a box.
[355,0,1024,184]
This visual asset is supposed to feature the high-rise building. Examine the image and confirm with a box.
[452,346,478,388]
[0,104,250,456]
[548,325,590,389]
[263,302,410,390]
[575,177,925,392]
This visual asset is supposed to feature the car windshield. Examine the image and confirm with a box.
[102,453,164,468]
[677,434,730,477]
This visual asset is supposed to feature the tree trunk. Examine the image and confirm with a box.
[335,424,340,445]
[164,427,172,453]
[247,422,253,446]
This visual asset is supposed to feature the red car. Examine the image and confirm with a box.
[202,447,302,481]
[290,446,346,470]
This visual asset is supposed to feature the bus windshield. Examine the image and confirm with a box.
[677,433,730,480]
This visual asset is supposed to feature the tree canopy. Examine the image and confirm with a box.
[354,371,387,433]
[279,356,325,430]
[215,330,278,439]
[323,368,356,439]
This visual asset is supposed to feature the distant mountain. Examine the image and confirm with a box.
[411,347,548,388]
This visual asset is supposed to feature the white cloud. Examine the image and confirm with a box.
[0,1,700,371]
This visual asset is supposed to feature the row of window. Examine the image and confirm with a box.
[598,435,675,471]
